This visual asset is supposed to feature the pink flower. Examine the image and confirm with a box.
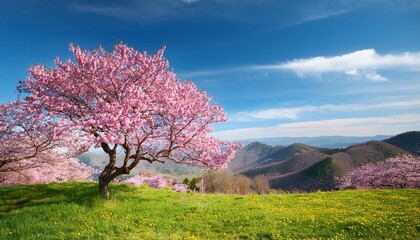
[337,155,420,189]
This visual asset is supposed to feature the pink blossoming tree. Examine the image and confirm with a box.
[337,155,420,190]
[0,101,94,185]
[172,182,189,193]
[122,174,169,189]
[20,43,242,199]
[122,174,189,192]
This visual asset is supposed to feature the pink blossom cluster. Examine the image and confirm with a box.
[172,182,189,193]
[21,42,242,176]
[0,157,97,186]
[122,174,169,189]
[1,101,94,186]
[337,155,420,190]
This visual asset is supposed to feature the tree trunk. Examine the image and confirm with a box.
[97,142,141,199]
[98,143,118,200]
[98,165,127,199]
[99,175,112,200]
[98,166,124,200]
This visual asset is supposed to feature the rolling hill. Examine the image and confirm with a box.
[269,157,338,191]
[242,135,391,148]
[240,144,327,178]
[227,142,284,172]
[330,140,407,174]
[232,137,411,191]
[384,131,420,155]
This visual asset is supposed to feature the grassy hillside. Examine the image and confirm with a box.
[384,131,420,156]
[243,151,327,178]
[332,140,407,168]
[259,143,318,165]
[1,183,419,239]
[270,157,339,191]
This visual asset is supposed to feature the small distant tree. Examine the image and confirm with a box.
[337,155,420,190]
[213,170,234,193]
[233,174,252,195]
[202,170,218,193]
[253,175,271,194]
[182,177,200,191]
[20,43,242,199]
[183,177,190,186]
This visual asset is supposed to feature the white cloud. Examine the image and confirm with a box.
[181,0,199,3]
[289,8,351,28]
[365,71,387,81]
[230,106,316,121]
[182,49,420,82]
[71,1,190,23]
[257,49,420,81]
[229,99,420,122]
[345,69,358,76]
[213,114,420,140]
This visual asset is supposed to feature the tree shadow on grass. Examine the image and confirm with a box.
[0,182,155,214]
[0,182,102,213]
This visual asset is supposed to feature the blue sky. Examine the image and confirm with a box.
[1,0,419,140]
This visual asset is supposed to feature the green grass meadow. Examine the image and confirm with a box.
[0,183,419,239]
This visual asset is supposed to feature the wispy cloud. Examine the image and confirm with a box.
[280,6,352,29]
[231,106,316,121]
[72,5,135,21]
[182,49,420,82]
[229,99,420,122]
[298,9,350,23]
[71,1,187,23]
[214,114,420,140]
[181,0,199,4]
[70,1,355,26]
[258,49,420,81]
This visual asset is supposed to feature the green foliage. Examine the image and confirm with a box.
[1,182,419,239]
[182,177,189,185]
[318,147,344,155]
[303,157,336,179]
[183,177,200,191]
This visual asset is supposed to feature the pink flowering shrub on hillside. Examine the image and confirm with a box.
[337,155,420,190]
[172,182,189,193]
[122,175,169,189]
[0,157,97,186]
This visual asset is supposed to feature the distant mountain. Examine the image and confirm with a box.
[239,144,327,178]
[269,157,338,191]
[331,141,408,171]
[232,137,409,192]
[77,151,204,178]
[78,151,109,169]
[242,135,391,148]
[259,143,318,165]
[228,142,284,172]
[384,131,420,156]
